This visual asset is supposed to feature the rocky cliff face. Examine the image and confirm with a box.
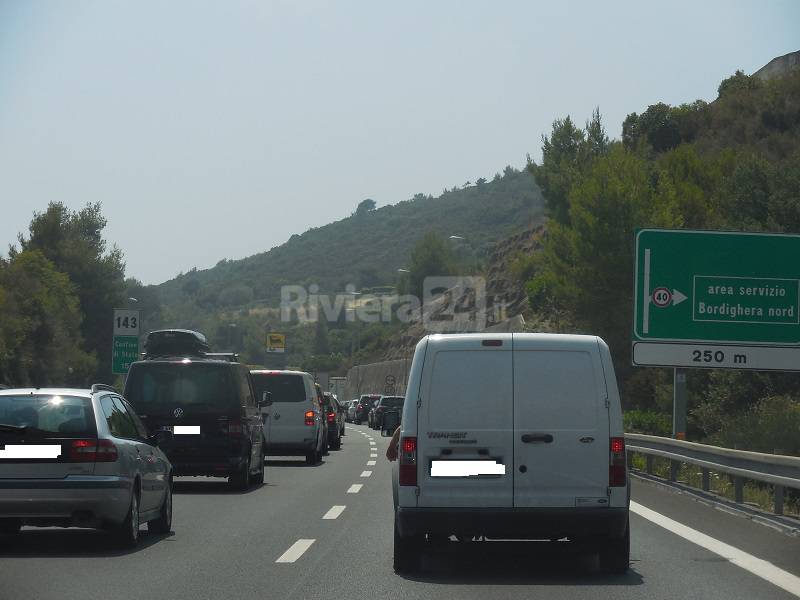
[753,50,800,81]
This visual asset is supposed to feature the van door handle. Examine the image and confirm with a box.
[521,434,553,444]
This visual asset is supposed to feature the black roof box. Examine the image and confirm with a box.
[144,329,210,358]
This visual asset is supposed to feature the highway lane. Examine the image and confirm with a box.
[0,424,797,600]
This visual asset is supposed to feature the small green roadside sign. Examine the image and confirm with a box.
[633,229,800,371]
[112,309,141,375]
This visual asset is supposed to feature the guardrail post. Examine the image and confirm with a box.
[734,477,744,504]
[669,460,679,482]
[701,468,710,491]
[645,455,654,475]
[774,485,784,515]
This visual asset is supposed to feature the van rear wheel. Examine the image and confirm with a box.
[393,519,422,574]
[598,518,630,574]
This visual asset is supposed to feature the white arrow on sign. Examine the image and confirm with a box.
[672,289,688,306]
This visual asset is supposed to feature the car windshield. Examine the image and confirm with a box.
[0,395,96,437]
[125,363,236,411]
[251,373,306,403]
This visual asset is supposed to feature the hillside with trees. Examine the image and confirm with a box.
[521,66,800,453]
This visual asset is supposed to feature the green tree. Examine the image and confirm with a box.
[16,202,125,381]
[406,232,456,301]
[0,250,96,386]
[355,198,376,216]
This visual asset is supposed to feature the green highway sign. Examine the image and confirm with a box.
[112,309,141,375]
[632,229,800,370]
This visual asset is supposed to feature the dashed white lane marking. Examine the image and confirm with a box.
[322,505,346,520]
[370,454,378,458]
[360,470,373,478]
[630,502,800,598]
[276,539,315,563]
[367,460,376,466]
[369,441,376,446]
[347,484,363,494]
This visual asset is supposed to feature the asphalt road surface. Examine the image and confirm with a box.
[0,424,798,600]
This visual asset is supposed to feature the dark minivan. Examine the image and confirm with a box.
[124,330,265,490]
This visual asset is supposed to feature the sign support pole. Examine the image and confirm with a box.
[673,368,687,440]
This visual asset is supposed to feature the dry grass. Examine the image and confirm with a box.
[628,452,800,518]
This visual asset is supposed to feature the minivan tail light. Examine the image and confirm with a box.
[68,439,118,462]
[220,418,244,437]
[609,437,626,487]
[327,412,336,424]
[399,436,417,486]
[305,410,315,426]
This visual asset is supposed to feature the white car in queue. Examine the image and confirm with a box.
[392,333,630,574]
[0,385,173,547]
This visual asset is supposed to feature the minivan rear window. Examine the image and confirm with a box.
[125,363,236,412]
[0,395,96,437]
[250,373,306,403]
[381,397,404,407]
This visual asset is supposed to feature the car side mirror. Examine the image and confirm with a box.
[260,391,273,407]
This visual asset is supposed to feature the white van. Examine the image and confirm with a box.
[392,333,629,574]
[250,370,326,465]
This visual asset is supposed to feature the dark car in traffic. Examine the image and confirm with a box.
[370,395,404,430]
[124,329,265,490]
[320,392,342,450]
[355,394,380,425]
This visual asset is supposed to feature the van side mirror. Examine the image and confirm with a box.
[260,391,273,407]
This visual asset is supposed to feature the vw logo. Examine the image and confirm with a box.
[173,408,184,418]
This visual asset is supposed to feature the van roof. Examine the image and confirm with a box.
[425,332,601,351]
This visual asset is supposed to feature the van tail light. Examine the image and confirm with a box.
[609,437,626,487]
[219,418,244,437]
[399,436,417,486]
[327,412,336,424]
[69,439,118,462]
[305,410,315,426]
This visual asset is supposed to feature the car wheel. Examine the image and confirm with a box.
[229,455,251,491]
[305,448,318,465]
[332,435,342,450]
[393,518,422,574]
[0,519,21,535]
[598,518,630,574]
[148,477,173,534]
[114,489,140,548]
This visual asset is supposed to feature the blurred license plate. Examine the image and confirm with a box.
[430,460,505,477]
[173,426,200,435]
[0,444,62,459]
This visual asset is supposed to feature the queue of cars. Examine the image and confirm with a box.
[0,329,349,547]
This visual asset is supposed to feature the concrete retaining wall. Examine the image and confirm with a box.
[344,357,413,400]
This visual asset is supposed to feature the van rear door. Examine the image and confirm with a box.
[417,335,513,508]
[251,372,311,448]
[512,336,610,508]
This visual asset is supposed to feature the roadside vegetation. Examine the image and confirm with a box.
[523,69,800,453]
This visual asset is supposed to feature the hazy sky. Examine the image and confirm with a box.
[1,1,798,284]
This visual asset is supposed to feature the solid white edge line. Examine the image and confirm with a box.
[367,460,376,466]
[630,502,800,598]
[360,470,372,477]
[322,505,346,520]
[275,539,316,563]
[347,484,363,494]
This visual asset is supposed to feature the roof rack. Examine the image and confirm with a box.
[205,352,240,363]
[91,383,118,394]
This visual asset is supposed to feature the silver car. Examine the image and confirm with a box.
[0,384,173,547]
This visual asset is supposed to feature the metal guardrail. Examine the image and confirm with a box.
[625,433,800,515]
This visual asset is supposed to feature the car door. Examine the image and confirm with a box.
[417,335,515,508]
[236,366,262,467]
[121,397,169,511]
[512,338,610,508]
[100,396,158,512]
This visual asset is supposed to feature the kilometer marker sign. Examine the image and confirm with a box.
[632,229,800,371]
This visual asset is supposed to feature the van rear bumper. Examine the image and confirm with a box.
[396,506,629,539]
